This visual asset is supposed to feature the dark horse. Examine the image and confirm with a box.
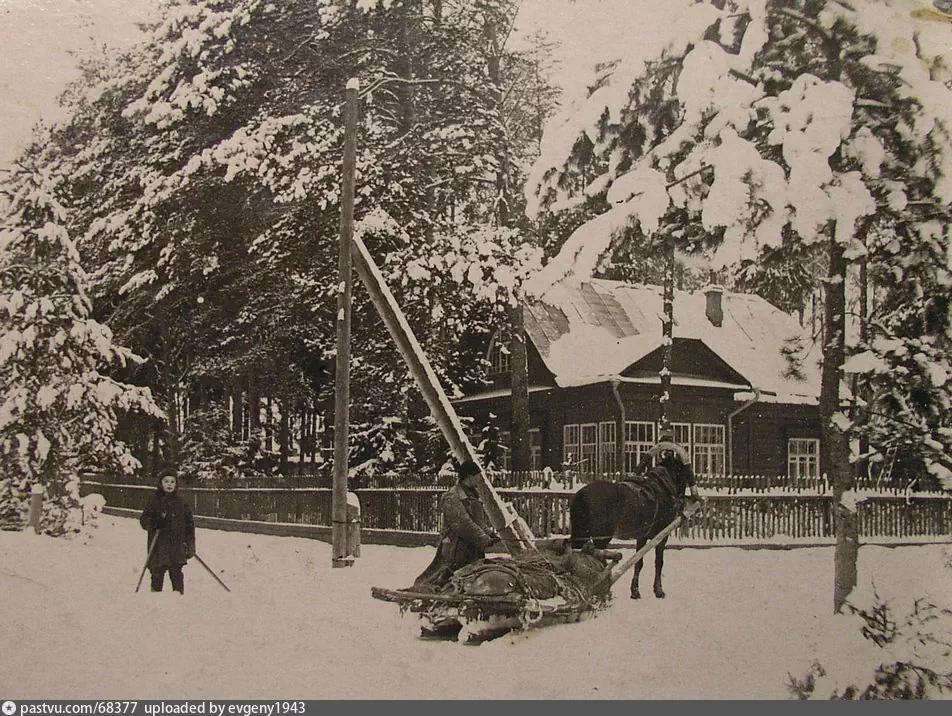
[570,452,694,599]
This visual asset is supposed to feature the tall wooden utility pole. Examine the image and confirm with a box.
[659,234,675,435]
[332,78,360,568]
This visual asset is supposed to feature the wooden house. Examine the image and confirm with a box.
[453,279,823,478]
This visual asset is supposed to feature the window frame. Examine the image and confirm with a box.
[623,421,655,473]
[496,429,511,472]
[579,422,598,473]
[563,424,581,469]
[487,332,510,375]
[788,438,820,478]
[529,428,542,471]
[693,423,726,476]
[670,422,692,454]
[598,421,617,474]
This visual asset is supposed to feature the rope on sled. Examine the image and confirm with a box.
[440,550,609,619]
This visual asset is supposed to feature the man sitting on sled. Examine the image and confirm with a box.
[412,460,498,591]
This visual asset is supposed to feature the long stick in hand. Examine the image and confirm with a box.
[193,553,231,592]
[135,531,160,593]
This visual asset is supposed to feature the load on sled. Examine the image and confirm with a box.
[372,538,623,644]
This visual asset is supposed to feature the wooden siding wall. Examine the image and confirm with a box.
[624,339,747,385]
[736,403,818,476]
[458,381,821,478]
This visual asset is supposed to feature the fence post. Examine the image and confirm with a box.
[27,484,44,533]
[346,491,361,558]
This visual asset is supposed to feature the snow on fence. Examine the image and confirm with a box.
[83,469,936,494]
[489,470,933,494]
[80,481,952,545]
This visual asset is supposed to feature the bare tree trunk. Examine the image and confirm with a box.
[279,394,290,474]
[166,385,181,464]
[265,395,273,452]
[231,383,243,441]
[509,304,531,471]
[822,237,858,613]
[248,373,260,445]
[395,0,419,134]
[156,322,181,465]
[483,9,530,470]
[852,250,869,477]
[859,245,870,449]
[151,418,162,476]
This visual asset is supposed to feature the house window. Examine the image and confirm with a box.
[563,424,580,469]
[671,422,692,453]
[624,421,655,473]
[598,421,617,474]
[496,430,511,471]
[693,423,726,475]
[564,422,612,473]
[788,438,819,478]
[580,423,598,473]
[488,335,510,375]
[529,428,542,471]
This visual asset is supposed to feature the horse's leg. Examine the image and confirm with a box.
[653,537,668,598]
[569,491,591,550]
[630,537,646,599]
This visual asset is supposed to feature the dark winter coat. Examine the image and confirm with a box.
[659,454,696,490]
[140,490,195,570]
[413,482,495,589]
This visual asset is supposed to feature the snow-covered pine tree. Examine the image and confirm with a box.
[29,0,549,479]
[0,157,163,534]
[525,0,952,610]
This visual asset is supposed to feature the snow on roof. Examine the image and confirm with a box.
[525,278,820,398]
[453,386,555,404]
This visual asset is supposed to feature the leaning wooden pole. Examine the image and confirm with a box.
[350,234,537,556]
[331,78,359,568]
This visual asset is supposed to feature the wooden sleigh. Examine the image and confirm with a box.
[370,506,697,643]
[371,541,620,644]
[372,585,596,644]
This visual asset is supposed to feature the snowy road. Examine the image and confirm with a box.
[0,516,948,699]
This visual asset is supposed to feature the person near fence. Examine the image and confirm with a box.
[139,471,196,594]
[411,460,498,591]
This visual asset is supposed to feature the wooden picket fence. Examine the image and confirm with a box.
[81,481,952,545]
[87,469,937,494]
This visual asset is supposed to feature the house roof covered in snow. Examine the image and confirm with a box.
[525,278,820,401]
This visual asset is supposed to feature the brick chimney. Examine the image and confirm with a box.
[704,285,723,327]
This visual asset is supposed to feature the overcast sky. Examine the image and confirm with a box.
[0,0,155,166]
[0,0,651,168]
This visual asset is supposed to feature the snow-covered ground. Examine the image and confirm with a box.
[0,515,949,700]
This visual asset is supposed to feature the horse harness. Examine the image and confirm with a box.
[619,466,680,531]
